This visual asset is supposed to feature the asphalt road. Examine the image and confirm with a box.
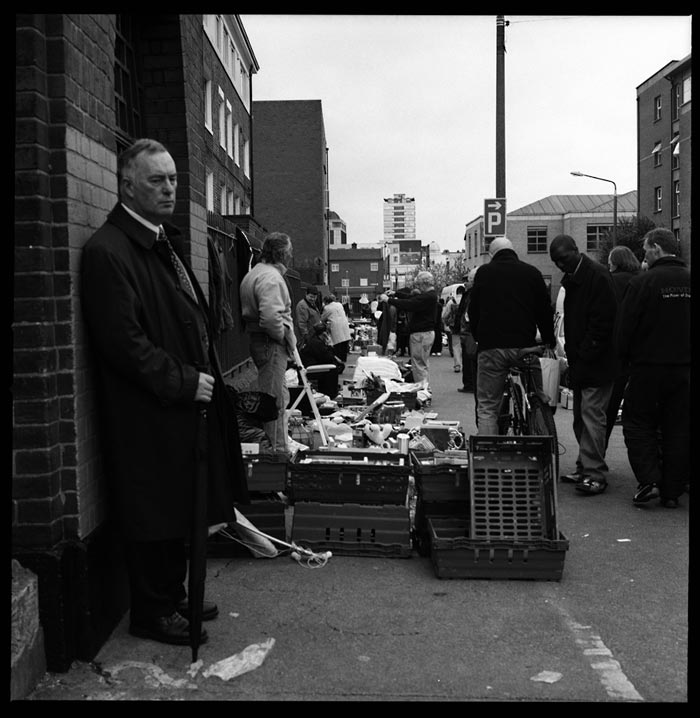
[25,352,688,702]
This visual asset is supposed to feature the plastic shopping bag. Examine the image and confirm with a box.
[539,348,561,408]
[386,331,397,353]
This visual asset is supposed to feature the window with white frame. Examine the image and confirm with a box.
[682,76,691,104]
[243,137,250,177]
[218,88,225,148]
[223,27,230,68]
[233,124,240,165]
[672,133,680,169]
[673,180,680,217]
[204,79,212,132]
[653,141,662,166]
[360,278,368,287]
[220,183,226,215]
[227,189,234,215]
[205,171,214,211]
[654,95,662,121]
[370,262,378,271]
[225,101,233,158]
[234,195,241,214]
[586,225,612,253]
[331,263,339,273]
[526,226,547,253]
[655,186,662,212]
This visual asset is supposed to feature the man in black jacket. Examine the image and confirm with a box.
[81,139,247,648]
[469,237,555,435]
[549,234,617,495]
[380,271,438,387]
[616,228,690,508]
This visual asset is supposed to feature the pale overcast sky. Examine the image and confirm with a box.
[241,14,692,253]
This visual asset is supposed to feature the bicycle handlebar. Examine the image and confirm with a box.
[516,345,546,360]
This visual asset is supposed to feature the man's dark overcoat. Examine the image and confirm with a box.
[81,204,248,542]
[561,253,617,389]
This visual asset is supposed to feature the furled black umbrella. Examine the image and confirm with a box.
[188,405,209,663]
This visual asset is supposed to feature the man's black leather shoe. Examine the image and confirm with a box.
[633,483,660,504]
[560,472,583,484]
[177,599,219,621]
[129,611,208,646]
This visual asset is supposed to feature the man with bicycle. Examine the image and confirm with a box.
[468,237,556,435]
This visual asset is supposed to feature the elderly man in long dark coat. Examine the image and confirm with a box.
[81,138,247,648]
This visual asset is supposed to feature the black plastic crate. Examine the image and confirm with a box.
[244,452,289,493]
[288,449,410,505]
[468,435,559,541]
[207,499,287,558]
[428,517,569,581]
[292,502,412,557]
[412,497,470,557]
[411,451,469,502]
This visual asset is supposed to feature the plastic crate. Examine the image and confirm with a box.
[245,453,289,493]
[412,497,469,557]
[411,451,469,502]
[288,449,410,504]
[292,502,412,557]
[428,517,569,581]
[207,499,287,557]
[468,435,558,541]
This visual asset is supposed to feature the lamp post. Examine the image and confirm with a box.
[571,171,617,245]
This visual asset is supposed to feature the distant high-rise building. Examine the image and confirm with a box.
[328,210,347,247]
[383,193,416,242]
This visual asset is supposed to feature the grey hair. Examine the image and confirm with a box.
[260,232,292,263]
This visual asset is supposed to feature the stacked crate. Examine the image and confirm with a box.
[207,452,288,558]
[428,436,569,580]
[410,450,470,557]
[289,448,412,557]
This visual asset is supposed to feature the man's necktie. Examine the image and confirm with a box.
[157,227,198,303]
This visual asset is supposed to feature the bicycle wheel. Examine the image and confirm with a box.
[527,395,560,475]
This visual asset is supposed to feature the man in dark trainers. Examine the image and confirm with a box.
[617,228,690,508]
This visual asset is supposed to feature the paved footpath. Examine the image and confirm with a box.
[25,353,688,702]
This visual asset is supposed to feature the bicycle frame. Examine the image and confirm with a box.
[500,355,540,434]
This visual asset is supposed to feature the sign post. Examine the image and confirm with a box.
[484,198,507,237]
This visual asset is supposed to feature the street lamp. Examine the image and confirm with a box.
[571,171,617,245]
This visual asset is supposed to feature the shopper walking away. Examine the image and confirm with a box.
[469,238,555,434]
[321,293,352,362]
[442,286,462,372]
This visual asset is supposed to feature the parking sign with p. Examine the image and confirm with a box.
[484,198,506,236]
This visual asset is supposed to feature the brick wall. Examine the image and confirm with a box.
[253,100,328,286]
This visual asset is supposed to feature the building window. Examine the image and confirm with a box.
[341,235,347,245]
[218,88,226,148]
[215,15,222,50]
[526,226,548,254]
[586,225,612,253]
[360,278,368,287]
[654,95,662,121]
[672,133,680,169]
[225,102,233,158]
[204,79,212,132]
[234,195,241,214]
[220,183,226,215]
[243,137,250,177]
[653,141,662,166]
[113,14,144,152]
[655,186,662,213]
[227,190,234,215]
[206,171,214,211]
[331,263,339,273]
[341,278,349,288]
[682,76,691,104]
[673,84,682,120]
[223,27,230,67]
[233,124,240,165]
[673,181,680,218]
[370,262,378,271]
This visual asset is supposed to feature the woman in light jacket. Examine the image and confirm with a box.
[321,294,352,362]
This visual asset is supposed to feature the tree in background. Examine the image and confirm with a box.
[597,215,656,266]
